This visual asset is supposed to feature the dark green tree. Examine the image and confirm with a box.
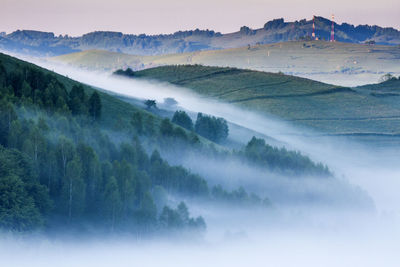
[68,85,88,115]
[0,146,51,231]
[194,113,229,143]
[0,175,43,231]
[144,99,157,110]
[172,110,193,131]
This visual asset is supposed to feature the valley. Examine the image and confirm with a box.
[1,6,400,266]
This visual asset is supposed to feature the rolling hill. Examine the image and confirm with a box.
[51,40,400,86]
[118,65,400,140]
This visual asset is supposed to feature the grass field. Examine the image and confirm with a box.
[51,40,400,86]
[129,65,400,138]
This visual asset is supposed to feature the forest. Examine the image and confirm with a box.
[0,53,329,234]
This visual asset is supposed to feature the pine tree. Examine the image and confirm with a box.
[172,110,193,131]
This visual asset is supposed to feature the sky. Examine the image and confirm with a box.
[1,0,399,36]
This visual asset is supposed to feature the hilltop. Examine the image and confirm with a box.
[1,16,400,57]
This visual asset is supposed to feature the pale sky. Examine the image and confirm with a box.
[1,0,399,36]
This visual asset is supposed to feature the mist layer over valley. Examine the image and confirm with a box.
[26,57,400,214]
[1,53,400,266]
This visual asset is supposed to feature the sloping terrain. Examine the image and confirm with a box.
[126,65,400,138]
[5,52,369,234]
[51,40,400,86]
[1,16,400,57]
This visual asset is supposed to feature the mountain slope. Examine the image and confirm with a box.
[5,52,362,233]
[2,17,400,57]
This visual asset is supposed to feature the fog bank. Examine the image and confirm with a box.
[1,225,399,267]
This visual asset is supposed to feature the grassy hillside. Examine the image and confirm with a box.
[51,41,400,86]
[126,65,400,137]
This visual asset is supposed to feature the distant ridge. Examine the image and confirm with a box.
[1,16,400,57]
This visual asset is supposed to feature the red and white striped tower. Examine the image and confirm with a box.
[330,14,335,42]
[312,15,316,39]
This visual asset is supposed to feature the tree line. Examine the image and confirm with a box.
[170,110,330,176]
[240,136,331,176]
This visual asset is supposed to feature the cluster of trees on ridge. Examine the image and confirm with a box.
[172,111,229,143]
[114,68,135,78]
[241,137,330,176]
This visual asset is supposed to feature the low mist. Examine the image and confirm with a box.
[1,223,399,267]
